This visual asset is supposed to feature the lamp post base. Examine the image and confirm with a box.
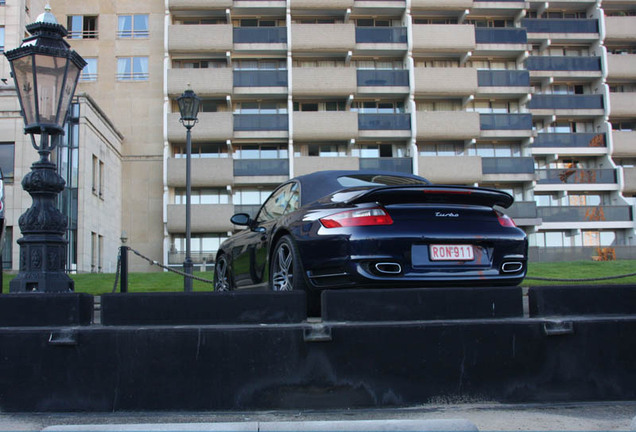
[9,234,74,293]
[9,159,74,293]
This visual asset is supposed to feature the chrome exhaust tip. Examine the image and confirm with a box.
[375,262,402,275]
[501,262,523,273]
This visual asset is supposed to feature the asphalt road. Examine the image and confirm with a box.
[0,401,635,431]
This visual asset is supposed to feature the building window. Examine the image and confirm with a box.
[80,58,98,82]
[117,57,149,81]
[92,155,104,198]
[91,232,97,272]
[234,144,288,159]
[2,227,11,269]
[174,188,229,205]
[173,142,229,158]
[0,27,5,52]
[67,15,98,39]
[117,14,149,38]
[0,142,14,183]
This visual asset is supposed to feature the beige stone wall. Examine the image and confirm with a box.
[53,0,165,271]
[75,96,123,272]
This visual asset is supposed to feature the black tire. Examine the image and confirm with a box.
[270,235,307,292]
[213,254,233,292]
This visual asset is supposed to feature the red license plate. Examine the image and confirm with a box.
[430,244,474,261]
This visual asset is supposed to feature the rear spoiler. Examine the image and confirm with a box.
[346,185,514,209]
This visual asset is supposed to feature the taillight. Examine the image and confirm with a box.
[496,210,516,227]
[320,207,393,228]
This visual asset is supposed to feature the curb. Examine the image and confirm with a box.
[43,419,479,432]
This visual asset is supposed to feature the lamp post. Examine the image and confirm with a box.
[4,6,86,292]
[177,85,200,292]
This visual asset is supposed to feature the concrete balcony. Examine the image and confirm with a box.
[413,67,478,97]
[168,0,231,10]
[612,131,636,157]
[290,0,353,11]
[411,0,472,10]
[624,167,636,194]
[412,24,475,55]
[167,112,233,143]
[167,158,234,188]
[291,24,355,52]
[607,54,636,81]
[605,16,636,43]
[292,67,357,96]
[482,157,536,183]
[610,93,636,118]
[293,111,358,141]
[418,156,482,184]
[294,156,359,176]
[415,111,480,140]
[167,69,232,98]
[166,204,235,233]
[168,24,233,54]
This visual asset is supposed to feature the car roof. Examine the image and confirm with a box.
[294,170,430,206]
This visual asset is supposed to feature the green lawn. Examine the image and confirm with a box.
[1,260,635,294]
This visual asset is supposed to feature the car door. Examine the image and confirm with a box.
[232,182,297,288]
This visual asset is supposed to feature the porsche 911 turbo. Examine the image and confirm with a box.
[213,170,528,304]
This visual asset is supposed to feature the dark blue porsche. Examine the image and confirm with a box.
[214,171,527,302]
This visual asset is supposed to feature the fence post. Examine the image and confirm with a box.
[120,231,128,293]
[120,246,128,293]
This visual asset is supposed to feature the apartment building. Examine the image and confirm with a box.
[1,0,635,272]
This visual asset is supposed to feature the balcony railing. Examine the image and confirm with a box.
[536,168,617,184]
[479,113,533,130]
[482,157,535,174]
[477,70,530,87]
[233,70,287,87]
[503,201,538,220]
[521,18,599,34]
[358,113,411,130]
[528,94,604,110]
[355,27,407,43]
[537,206,632,223]
[233,114,288,131]
[233,27,287,43]
[533,133,606,148]
[359,157,412,173]
[234,159,289,176]
[234,204,262,218]
[168,251,217,265]
[475,28,527,44]
[525,56,601,71]
[357,70,409,86]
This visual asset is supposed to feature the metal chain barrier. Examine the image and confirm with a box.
[119,246,636,288]
[128,247,215,285]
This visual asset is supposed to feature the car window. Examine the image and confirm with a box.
[337,174,429,187]
[257,182,297,223]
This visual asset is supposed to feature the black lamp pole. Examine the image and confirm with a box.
[177,85,200,292]
[4,6,86,292]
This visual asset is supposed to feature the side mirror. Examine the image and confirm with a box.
[230,213,251,226]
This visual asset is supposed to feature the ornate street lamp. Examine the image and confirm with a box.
[4,6,86,292]
[177,85,200,292]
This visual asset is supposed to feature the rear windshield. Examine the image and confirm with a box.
[337,174,429,188]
